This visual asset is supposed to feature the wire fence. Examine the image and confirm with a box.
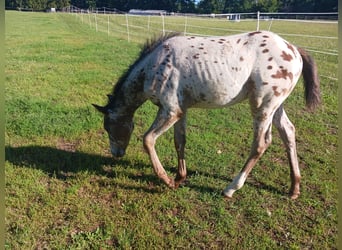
[61,6,338,81]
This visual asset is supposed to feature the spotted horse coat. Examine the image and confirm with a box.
[93,30,320,199]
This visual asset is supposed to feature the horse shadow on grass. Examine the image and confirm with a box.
[5,145,163,194]
[5,145,284,197]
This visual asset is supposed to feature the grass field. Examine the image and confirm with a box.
[5,11,337,249]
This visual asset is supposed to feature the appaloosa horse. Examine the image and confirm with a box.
[93,31,320,199]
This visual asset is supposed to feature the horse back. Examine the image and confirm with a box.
[142,31,303,110]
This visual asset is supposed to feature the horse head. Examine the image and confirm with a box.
[93,95,134,158]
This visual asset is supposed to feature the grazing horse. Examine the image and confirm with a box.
[93,31,320,199]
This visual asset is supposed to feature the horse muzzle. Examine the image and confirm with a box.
[111,148,126,158]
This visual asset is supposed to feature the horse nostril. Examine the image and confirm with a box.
[112,149,125,158]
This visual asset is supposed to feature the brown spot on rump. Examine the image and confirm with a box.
[260,43,267,47]
[248,31,262,36]
[285,41,297,57]
[193,54,200,59]
[268,57,273,61]
[240,56,244,61]
[267,65,272,70]
[281,50,293,61]
[271,69,293,81]
[262,49,269,53]
[237,38,241,44]
[272,86,281,96]
[262,82,269,85]
[263,35,269,38]
[243,41,248,45]
[199,47,204,50]
[272,86,288,96]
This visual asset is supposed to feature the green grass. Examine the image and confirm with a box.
[5,11,337,249]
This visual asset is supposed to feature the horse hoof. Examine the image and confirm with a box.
[167,179,176,189]
[222,191,233,200]
[289,193,299,200]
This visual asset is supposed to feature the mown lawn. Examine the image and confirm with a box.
[5,11,337,249]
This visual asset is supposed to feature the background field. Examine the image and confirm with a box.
[5,11,337,249]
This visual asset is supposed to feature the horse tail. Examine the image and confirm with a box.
[297,47,321,111]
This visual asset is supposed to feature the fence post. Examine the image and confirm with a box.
[162,14,165,36]
[107,15,110,36]
[256,11,260,31]
[95,13,98,32]
[184,16,188,36]
[126,14,130,42]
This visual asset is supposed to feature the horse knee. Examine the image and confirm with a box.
[143,134,155,152]
[253,138,269,155]
[256,145,266,155]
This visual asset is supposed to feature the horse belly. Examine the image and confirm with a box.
[187,80,249,108]
[182,62,251,108]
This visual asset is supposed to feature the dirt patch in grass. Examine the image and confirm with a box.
[56,138,80,153]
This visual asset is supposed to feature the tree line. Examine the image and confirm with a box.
[5,0,337,13]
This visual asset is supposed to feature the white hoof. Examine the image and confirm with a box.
[222,172,247,198]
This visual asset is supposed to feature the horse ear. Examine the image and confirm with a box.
[92,104,108,114]
[107,94,114,102]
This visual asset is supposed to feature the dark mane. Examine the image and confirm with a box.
[111,32,181,97]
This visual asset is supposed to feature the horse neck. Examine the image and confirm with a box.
[114,76,146,116]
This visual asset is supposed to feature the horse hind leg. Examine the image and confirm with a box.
[223,108,274,198]
[273,105,301,199]
[174,114,187,187]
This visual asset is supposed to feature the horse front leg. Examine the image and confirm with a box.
[143,108,181,189]
[174,114,187,188]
